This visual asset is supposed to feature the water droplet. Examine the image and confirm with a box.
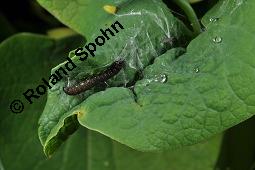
[154,74,168,83]
[209,17,219,23]
[212,36,222,43]
[159,74,167,83]
[194,67,200,73]
[103,161,109,167]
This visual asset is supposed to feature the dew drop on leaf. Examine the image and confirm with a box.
[194,67,200,73]
[212,36,222,43]
[159,74,168,83]
[209,17,219,23]
[154,74,168,83]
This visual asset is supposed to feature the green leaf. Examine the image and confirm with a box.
[47,27,77,39]
[36,0,131,38]
[202,0,245,27]
[37,0,191,39]
[0,33,86,169]
[79,130,222,170]
[78,0,255,151]
[39,0,255,157]
[0,30,221,169]
[38,0,192,156]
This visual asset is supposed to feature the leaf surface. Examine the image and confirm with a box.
[80,130,222,170]
[0,33,221,169]
[0,33,86,170]
[39,0,255,156]
[37,0,161,39]
[0,34,221,168]
[38,0,192,156]
[79,0,255,151]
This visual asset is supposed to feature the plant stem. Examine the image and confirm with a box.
[173,0,202,36]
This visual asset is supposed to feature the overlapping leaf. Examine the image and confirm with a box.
[0,33,86,170]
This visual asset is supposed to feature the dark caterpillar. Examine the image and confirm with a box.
[63,60,125,95]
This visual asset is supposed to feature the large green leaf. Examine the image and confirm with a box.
[78,0,255,150]
[0,31,221,170]
[39,0,255,157]
[38,0,192,156]
[0,33,86,170]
